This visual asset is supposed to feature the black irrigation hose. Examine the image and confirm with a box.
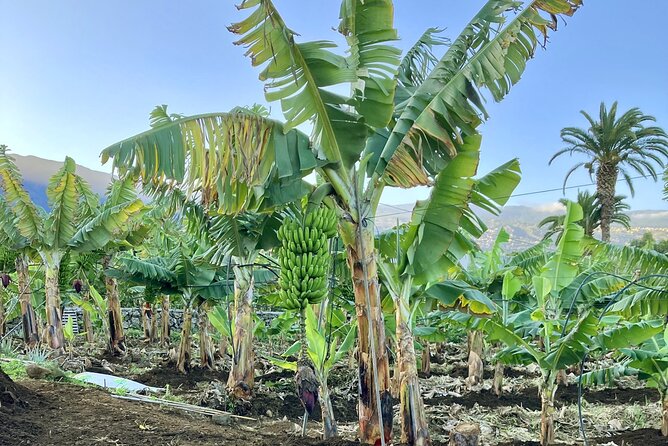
[574,273,668,446]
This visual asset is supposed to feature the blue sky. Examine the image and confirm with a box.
[1,1,667,210]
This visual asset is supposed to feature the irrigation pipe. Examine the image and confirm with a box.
[111,393,256,421]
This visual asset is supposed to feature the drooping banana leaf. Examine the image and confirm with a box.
[230,1,366,168]
[0,145,43,241]
[43,157,79,250]
[101,112,314,214]
[338,0,400,128]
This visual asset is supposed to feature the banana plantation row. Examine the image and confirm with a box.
[2,1,668,446]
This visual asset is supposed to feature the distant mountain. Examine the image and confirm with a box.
[10,154,112,209]
[6,153,668,251]
[375,203,668,251]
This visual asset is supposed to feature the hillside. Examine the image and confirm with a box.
[375,203,668,251]
[11,154,111,209]
[6,153,667,250]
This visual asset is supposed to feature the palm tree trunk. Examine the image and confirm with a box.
[319,378,338,439]
[16,254,39,347]
[161,296,170,346]
[198,305,214,370]
[177,306,193,374]
[227,261,255,399]
[103,255,126,356]
[43,254,65,354]
[596,163,618,242]
[467,330,484,386]
[540,375,557,446]
[661,389,668,436]
[81,288,94,343]
[394,280,430,446]
[344,224,393,445]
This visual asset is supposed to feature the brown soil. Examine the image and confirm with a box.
[134,365,228,390]
[0,368,29,412]
[0,379,360,446]
[593,428,666,446]
[426,385,658,411]
[234,387,358,422]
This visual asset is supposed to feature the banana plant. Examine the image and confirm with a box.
[110,241,218,373]
[377,149,520,444]
[68,177,147,355]
[0,147,102,353]
[471,202,665,446]
[100,2,583,442]
[270,305,357,440]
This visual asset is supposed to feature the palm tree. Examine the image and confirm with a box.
[550,102,668,241]
[100,2,582,444]
[538,190,630,241]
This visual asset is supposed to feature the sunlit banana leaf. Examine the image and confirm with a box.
[101,112,314,214]
[230,1,367,168]
[375,0,581,186]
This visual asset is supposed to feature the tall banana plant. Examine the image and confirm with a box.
[0,194,40,346]
[378,148,520,444]
[100,1,583,442]
[204,211,281,399]
[68,177,146,355]
[0,147,101,352]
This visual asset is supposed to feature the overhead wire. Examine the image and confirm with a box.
[374,174,653,220]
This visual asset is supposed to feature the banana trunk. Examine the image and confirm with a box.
[467,330,484,386]
[198,305,214,370]
[103,255,126,356]
[661,390,668,436]
[161,296,170,346]
[43,253,65,354]
[16,254,39,347]
[540,378,557,446]
[82,289,95,343]
[177,306,193,374]
[319,378,338,439]
[394,279,430,446]
[343,224,393,445]
[227,261,255,399]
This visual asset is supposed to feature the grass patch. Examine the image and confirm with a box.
[1,359,27,380]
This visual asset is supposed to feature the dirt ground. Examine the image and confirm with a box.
[0,376,360,446]
[2,338,668,446]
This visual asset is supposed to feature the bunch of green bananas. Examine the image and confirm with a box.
[277,208,337,311]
